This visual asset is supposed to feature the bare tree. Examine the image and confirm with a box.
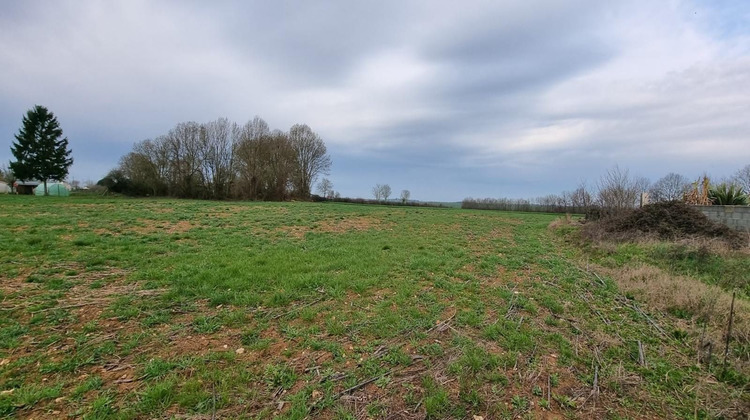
[381,184,392,202]
[255,131,296,200]
[163,122,203,198]
[199,118,236,199]
[109,116,334,201]
[596,165,649,210]
[317,178,333,198]
[119,151,156,195]
[234,117,271,199]
[733,164,750,193]
[649,172,690,202]
[400,189,411,204]
[372,183,383,201]
[569,182,593,211]
[289,124,331,198]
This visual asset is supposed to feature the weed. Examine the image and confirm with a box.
[84,392,115,419]
[553,393,576,409]
[72,376,103,399]
[4,383,63,414]
[264,363,297,389]
[459,386,482,407]
[0,322,27,349]
[176,379,212,411]
[424,387,452,419]
[550,373,560,387]
[139,379,177,413]
[192,315,222,334]
[142,358,178,379]
[511,394,529,411]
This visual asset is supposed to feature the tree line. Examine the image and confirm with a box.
[462,164,750,213]
[100,117,331,200]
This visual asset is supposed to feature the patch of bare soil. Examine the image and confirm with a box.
[92,227,116,236]
[276,225,308,239]
[465,225,516,258]
[67,203,117,211]
[318,216,390,233]
[203,205,251,219]
[87,219,195,236]
[208,205,290,219]
[276,216,392,239]
[131,218,195,234]
[0,267,36,294]
[99,363,141,393]
[1,263,163,323]
[166,332,241,356]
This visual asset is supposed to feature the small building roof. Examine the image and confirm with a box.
[15,180,42,186]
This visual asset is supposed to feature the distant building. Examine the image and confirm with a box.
[0,181,10,194]
[14,180,41,195]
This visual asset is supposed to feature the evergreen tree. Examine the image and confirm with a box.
[10,105,73,195]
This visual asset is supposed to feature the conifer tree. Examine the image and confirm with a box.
[10,105,73,195]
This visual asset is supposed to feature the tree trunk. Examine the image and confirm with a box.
[44,180,48,196]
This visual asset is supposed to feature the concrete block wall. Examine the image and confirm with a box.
[694,205,750,232]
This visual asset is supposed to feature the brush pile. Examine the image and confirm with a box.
[584,201,745,249]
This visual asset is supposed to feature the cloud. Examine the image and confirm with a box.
[1,0,748,199]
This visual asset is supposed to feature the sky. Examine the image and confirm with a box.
[1,0,749,202]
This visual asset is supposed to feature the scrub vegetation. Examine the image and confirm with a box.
[0,196,747,419]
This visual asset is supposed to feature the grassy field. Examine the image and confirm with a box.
[0,196,747,419]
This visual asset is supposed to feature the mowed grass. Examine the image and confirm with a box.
[0,196,747,419]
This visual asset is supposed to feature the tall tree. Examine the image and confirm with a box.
[199,118,235,199]
[10,105,73,195]
[289,124,331,198]
[234,117,271,199]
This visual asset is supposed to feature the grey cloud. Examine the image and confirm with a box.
[1,1,749,201]
[186,1,415,87]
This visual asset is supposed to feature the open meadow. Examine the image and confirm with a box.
[0,196,747,419]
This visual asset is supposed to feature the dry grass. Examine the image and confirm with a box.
[547,213,574,230]
[602,264,749,347]
[275,216,392,239]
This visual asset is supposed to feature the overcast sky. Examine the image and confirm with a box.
[1,1,748,201]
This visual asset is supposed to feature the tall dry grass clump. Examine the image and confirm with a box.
[547,213,574,230]
[605,264,749,348]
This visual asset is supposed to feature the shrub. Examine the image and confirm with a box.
[708,183,749,205]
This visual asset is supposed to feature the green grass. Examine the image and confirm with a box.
[0,195,747,418]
